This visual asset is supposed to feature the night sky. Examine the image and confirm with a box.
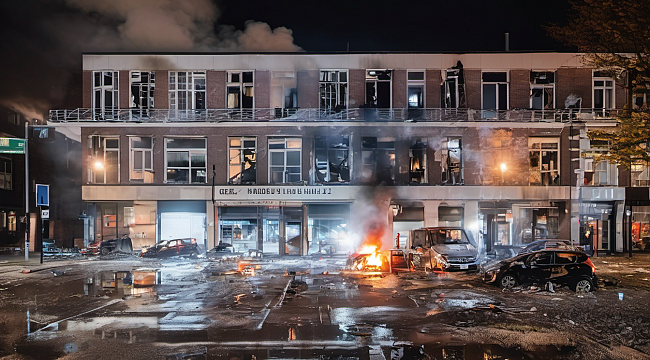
[0,0,574,119]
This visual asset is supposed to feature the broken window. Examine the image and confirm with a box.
[165,138,207,184]
[92,71,119,119]
[130,71,155,116]
[88,135,120,184]
[314,135,350,183]
[407,71,425,108]
[271,71,297,117]
[583,140,617,186]
[269,138,302,184]
[593,71,614,115]
[0,157,11,190]
[409,139,427,184]
[441,137,462,185]
[169,71,206,114]
[320,70,348,111]
[529,138,559,186]
[441,62,466,108]
[129,136,153,183]
[229,137,256,184]
[365,70,392,108]
[530,71,555,109]
[227,71,254,110]
[361,137,395,185]
[482,72,508,118]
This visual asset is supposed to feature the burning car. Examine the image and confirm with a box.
[409,227,479,271]
[140,238,200,258]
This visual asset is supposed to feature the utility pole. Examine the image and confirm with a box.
[24,121,29,262]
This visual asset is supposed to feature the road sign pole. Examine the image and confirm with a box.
[24,122,29,262]
[40,205,43,264]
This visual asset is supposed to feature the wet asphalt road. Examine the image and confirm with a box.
[1,254,650,360]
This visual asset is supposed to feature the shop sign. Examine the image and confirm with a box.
[0,138,26,154]
[215,186,349,201]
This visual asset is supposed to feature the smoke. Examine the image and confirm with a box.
[0,0,302,121]
[349,186,396,251]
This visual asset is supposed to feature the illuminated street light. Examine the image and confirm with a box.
[93,160,104,170]
[500,163,506,184]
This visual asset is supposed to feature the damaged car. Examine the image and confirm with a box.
[99,235,133,256]
[140,238,200,258]
[409,227,479,271]
[483,249,597,292]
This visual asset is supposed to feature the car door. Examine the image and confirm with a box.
[528,251,555,284]
[553,252,579,283]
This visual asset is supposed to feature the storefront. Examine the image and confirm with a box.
[578,201,615,253]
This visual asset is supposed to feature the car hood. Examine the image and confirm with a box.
[432,244,477,257]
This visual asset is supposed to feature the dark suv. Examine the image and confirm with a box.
[99,236,133,255]
[483,249,597,292]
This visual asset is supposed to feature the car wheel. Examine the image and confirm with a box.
[100,247,110,256]
[499,273,517,289]
[573,278,593,292]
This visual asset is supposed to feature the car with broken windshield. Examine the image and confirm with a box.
[518,239,579,255]
[140,238,200,258]
[409,227,479,271]
[483,249,597,292]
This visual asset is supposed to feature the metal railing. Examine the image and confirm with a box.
[48,107,622,123]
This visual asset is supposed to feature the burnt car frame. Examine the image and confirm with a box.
[483,249,597,292]
[409,227,479,271]
[99,236,133,256]
[140,238,200,258]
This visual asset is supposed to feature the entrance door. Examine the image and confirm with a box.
[285,221,301,255]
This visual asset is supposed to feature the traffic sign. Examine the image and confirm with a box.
[36,184,49,206]
[0,138,26,154]
[41,209,49,219]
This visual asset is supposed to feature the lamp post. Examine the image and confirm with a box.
[626,208,633,258]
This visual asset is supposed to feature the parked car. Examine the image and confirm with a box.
[140,238,200,258]
[99,236,133,255]
[81,241,100,255]
[408,227,479,271]
[518,239,580,255]
[483,249,597,292]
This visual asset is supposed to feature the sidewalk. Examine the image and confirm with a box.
[0,251,83,274]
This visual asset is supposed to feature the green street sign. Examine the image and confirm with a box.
[0,138,26,154]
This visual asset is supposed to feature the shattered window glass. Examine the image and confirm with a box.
[319,70,348,111]
[314,135,350,184]
[229,137,256,185]
[361,136,395,185]
[227,71,254,110]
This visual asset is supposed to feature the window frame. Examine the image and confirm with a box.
[169,71,207,112]
[228,136,257,185]
[530,71,555,110]
[227,70,255,110]
[481,71,509,118]
[129,136,154,183]
[365,69,393,108]
[164,137,207,184]
[130,71,155,112]
[407,70,425,109]
[268,137,302,184]
[319,70,348,111]
[528,137,560,186]
[361,136,395,185]
[92,71,119,119]
[592,71,615,110]
[314,135,350,184]
[88,135,120,184]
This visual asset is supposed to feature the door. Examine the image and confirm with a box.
[285,221,301,255]
[528,251,555,284]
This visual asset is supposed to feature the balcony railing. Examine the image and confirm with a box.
[48,107,622,123]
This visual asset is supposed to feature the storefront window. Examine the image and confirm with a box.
[221,220,257,252]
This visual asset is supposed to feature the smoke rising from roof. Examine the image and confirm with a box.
[0,0,302,121]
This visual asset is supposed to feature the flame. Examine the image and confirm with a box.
[365,250,383,267]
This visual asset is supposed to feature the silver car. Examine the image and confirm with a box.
[410,227,479,271]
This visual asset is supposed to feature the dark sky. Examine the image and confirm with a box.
[0,0,573,120]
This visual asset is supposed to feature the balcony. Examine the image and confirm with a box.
[48,108,622,123]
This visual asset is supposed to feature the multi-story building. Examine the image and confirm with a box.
[49,52,636,255]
